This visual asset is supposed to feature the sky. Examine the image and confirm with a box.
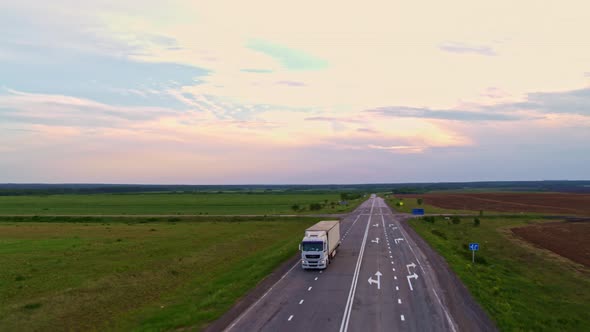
[1,0,589,184]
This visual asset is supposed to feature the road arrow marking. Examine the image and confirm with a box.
[368,271,382,290]
[406,262,416,274]
[394,238,405,244]
[371,237,380,244]
[407,273,418,291]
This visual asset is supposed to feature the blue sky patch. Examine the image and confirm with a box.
[246,39,328,71]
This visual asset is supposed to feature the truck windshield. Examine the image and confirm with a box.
[301,242,323,251]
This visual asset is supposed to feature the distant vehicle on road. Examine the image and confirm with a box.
[300,220,341,269]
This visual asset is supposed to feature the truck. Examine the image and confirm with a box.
[300,220,341,269]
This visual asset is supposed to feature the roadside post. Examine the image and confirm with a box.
[469,243,479,263]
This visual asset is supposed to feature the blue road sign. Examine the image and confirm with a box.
[412,208,425,215]
[469,243,479,251]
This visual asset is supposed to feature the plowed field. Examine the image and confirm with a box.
[397,192,590,215]
[512,221,590,267]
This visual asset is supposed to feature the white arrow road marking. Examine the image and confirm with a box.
[406,262,416,274]
[407,273,418,291]
[371,237,380,244]
[394,238,405,244]
[368,271,382,290]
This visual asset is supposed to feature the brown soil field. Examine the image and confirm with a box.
[397,192,590,215]
[512,221,590,267]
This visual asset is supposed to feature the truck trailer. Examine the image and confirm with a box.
[300,220,341,269]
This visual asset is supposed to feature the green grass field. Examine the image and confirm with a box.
[0,192,363,216]
[408,216,590,331]
[0,217,318,331]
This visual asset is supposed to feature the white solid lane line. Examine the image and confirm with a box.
[339,198,375,332]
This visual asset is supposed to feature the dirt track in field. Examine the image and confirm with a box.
[397,192,590,215]
[512,221,590,267]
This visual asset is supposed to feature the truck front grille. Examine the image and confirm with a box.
[306,254,320,259]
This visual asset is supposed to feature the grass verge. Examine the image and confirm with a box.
[408,215,590,331]
[382,195,477,214]
[0,217,319,331]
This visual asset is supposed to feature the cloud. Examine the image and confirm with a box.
[439,42,497,56]
[357,128,378,133]
[483,87,590,116]
[0,89,185,128]
[305,116,362,123]
[246,39,328,71]
[366,106,520,121]
[368,144,426,154]
[276,80,306,87]
[241,68,273,73]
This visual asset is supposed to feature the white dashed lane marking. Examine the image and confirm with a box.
[308,286,312,291]
[288,315,294,321]
[401,315,405,321]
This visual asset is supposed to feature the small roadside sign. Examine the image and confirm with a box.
[412,208,425,215]
[469,243,479,263]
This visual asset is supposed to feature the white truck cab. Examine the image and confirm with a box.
[300,220,341,269]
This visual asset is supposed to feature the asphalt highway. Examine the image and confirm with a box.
[221,196,495,332]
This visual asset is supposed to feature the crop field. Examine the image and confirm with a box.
[407,215,590,331]
[0,192,364,216]
[0,217,318,331]
[397,192,590,216]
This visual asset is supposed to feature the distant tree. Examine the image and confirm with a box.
[423,216,436,223]
[309,203,323,211]
[473,218,481,227]
[417,198,423,205]
[291,204,300,212]
[451,216,461,224]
